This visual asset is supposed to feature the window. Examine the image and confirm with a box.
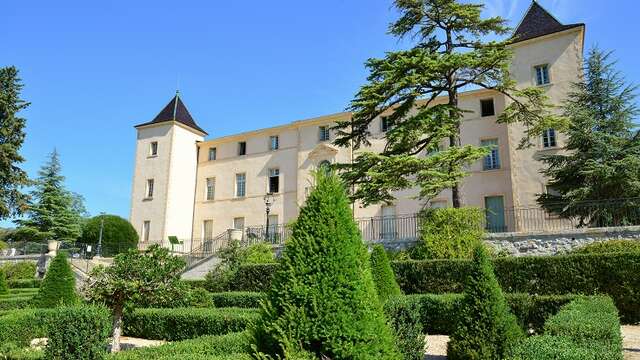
[268,168,280,193]
[206,178,215,200]
[149,142,158,156]
[319,126,330,142]
[235,173,246,197]
[142,221,150,242]
[481,139,500,170]
[542,128,557,148]
[208,147,217,161]
[238,141,247,156]
[485,196,506,232]
[535,64,550,86]
[233,217,245,230]
[480,99,495,117]
[269,135,279,151]
[145,179,154,198]
[381,116,392,132]
[203,220,213,241]
[381,205,396,240]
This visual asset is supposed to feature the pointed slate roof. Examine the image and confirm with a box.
[135,93,207,135]
[512,1,584,43]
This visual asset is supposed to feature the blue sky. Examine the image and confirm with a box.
[2,0,639,225]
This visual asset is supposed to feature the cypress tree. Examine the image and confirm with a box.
[370,244,402,303]
[32,252,77,308]
[447,245,522,359]
[253,172,400,359]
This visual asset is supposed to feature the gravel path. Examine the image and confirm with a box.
[424,326,640,360]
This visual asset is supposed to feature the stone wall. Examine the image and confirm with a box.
[485,226,640,256]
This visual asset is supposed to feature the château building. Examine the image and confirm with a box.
[129,2,585,251]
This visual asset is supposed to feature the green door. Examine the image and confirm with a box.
[485,196,506,232]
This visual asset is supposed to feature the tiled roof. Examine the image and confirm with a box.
[512,1,584,43]
[135,93,207,135]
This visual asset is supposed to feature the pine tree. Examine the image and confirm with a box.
[334,0,560,207]
[32,252,77,308]
[447,245,522,359]
[0,66,30,219]
[370,244,402,303]
[538,48,640,226]
[253,172,400,359]
[16,149,84,242]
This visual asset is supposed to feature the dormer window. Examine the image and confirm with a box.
[535,64,550,86]
[149,142,158,156]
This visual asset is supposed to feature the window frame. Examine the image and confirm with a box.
[318,126,330,142]
[145,179,155,199]
[208,147,217,161]
[238,141,247,156]
[149,142,158,157]
[542,128,557,148]
[480,98,496,117]
[142,221,151,243]
[380,116,392,132]
[269,135,279,151]
[202,220,214,241]
[235,173,246,198]
[205,177,215,201]
[481,139,501,171]
[534,64,551,86]
[268,168,280,194]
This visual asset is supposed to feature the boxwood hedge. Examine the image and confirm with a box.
[0,308,57,347]
[123,307,259,341]
[211,292,265,308]
[217,252,640,323]
[7,279,41,289]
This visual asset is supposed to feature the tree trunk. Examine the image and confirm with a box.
[110,304,124,352]
[445,27,462,208]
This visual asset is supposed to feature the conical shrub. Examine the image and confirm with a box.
[253,171,400,359]
[0,270,8,295]
[370,244,401,303]
[32,252,77,308]
[447,245,523,359]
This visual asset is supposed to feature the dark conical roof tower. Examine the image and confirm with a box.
[512,1,584,43]
[135,92,207,135]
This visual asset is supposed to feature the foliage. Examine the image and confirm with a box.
[79,214,138,256]
[123,307,259,341]
[510,296,623,360]
[0,262,36,280]
[0,308,56,347]
[204,240,275,292]
[8,279,41,289]
[0,270,7,295]
[392,252,640,323]
[571,239,640,254]
[538,48,640,226]
[15,149,84,242]
[370,244,401,303]
[384,296,425,360]
[334,0,560,207]
[107,332,251,360]
[0,343,44,360]
[0,66,30,220]
[411,208,485,259]
[183,287,214,308]
[45,305,111,360]
[211,292,266,308]
[84,245,187,351]
[32,252,76,308]
[447,245,523,359]
[252,171,400,359]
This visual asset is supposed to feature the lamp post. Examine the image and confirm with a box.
[97,212,106,257]
[264,193,275,242]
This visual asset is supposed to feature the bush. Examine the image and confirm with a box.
[0,295,33,310]
[183,288,214,308]
[370,244,401,303]
[447,245,523,359]
[0,343,44,360]
[0,262,36,280]
[252,172,400,358]
[392,252,640,324]
[211,292,265,308]
[79,215,138,256]
[384,296,425,360]
[0,270,7,294]
[123,307,259,341]
[242,243,276,264]
[510,335,621,360]
[411,208,485,260]
[108,332,251,359]
[0,308,56,347]
[31,252,76,308]
[571,239,640,254]
[45,305,111,360]
[8,279,41,288]
[203,242,275,293]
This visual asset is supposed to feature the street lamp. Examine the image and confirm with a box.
[97,212,106,257]
[264,193,275,242]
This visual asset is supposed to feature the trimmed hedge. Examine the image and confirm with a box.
[31,253,76,308]
[0,262,36,281]
[211,292,265,308]
[384,293,581,335]
[384,295,424,360]
[0,296,32,310]
[8,279,41,289]
[0,308,56,347]
[510,296,623,359]
[123,307,259,341]
[370,244,402,303]
[108,332,251,359]
[45,305,112,360]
